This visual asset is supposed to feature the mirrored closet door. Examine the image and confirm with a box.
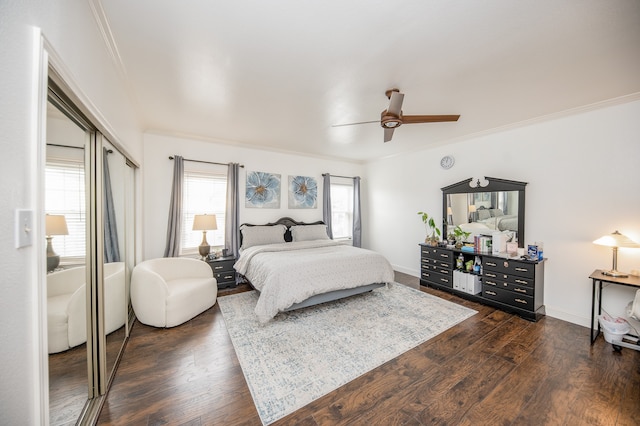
[46,75,136,425]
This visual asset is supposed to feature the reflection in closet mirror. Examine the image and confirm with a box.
[45,99,90,425]
[46,75,137,425]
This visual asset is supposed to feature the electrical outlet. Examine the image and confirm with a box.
[15,209,33,248]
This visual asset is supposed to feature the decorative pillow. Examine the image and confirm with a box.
[290,224,330,242]
[489,208,504,217]
[477,209,491,220]
[240,224,287,249]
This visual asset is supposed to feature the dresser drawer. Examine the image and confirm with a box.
[420,269,453,288]
[483,258,535,279]
[483,270,534,288]
[483,286,534,310]
[421,246,454,268]
[483,277,534,297]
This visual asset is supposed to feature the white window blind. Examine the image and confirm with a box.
[330,182,354,240]
[45,160,86,258]
[181,170,227,254]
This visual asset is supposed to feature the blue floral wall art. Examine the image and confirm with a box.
[246,171,281,208]
[288,175,318,209]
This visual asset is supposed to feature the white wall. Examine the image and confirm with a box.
[142,133,364,260]
[0,1,142,423]
[365,99,640,327]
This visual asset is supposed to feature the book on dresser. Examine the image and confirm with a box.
[419,243,545,321]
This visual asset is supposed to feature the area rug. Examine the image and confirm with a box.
[218,282,476,425]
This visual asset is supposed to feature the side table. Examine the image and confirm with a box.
[207,255,238,289]
[589,269,640,345]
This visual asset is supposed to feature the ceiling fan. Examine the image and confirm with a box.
[333,89,460,142]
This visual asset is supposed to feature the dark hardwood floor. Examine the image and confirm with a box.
[97,273,640,425]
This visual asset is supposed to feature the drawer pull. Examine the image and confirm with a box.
[440,254,449,258]
[213,266,224,270]
[440,278,449,283]
[438,269,449,275]
[486,290,496,296]
[422,272,430,277]
[514,288,527,293]
[486,262,497,267]
[485,272,497,278]
[222,274,234,280]
[515,267,528,272]
[515,298,528,304]
[515,279,528,284]
[485,280,497,286]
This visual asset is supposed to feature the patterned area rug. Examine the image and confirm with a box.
[218,282,476,425]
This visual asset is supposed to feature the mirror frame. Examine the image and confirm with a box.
[442,177,527,248]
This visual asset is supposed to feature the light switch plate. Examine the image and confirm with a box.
[15,209,33,248]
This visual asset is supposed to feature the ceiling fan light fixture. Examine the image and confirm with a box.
[381,111,402,129]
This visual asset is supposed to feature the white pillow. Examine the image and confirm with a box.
[240,224,287,249]
[290,224,329,242]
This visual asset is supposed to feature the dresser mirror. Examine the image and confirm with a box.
[442,177,527,248]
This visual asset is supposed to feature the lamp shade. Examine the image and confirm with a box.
[46,215,69,236]
[192,214,218,231]
[468,205,477,213]
[593,231,640,248]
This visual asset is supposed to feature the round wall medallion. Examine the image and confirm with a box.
[440,155,455,169]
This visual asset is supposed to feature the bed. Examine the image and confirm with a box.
[475,207,518,232]
[234,217,395,322]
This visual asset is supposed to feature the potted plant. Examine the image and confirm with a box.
[417,211,441,246]
[452,225,471,248]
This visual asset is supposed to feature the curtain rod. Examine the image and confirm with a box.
[169,156,244,168]
[322,173,358,179]
[46,143,113,155]
[46,143,84,150]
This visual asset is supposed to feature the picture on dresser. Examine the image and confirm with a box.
[288,175,318,209]
[246,171,281,208]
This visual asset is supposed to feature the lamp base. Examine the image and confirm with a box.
[198,243,210,261]
[47,254,60,272]
[602,269,628,278]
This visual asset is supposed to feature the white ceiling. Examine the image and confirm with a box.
[96,0,640,162]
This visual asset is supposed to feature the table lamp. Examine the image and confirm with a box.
[193,214,217,260]
[46,214,69,272]
[593,230,640,277]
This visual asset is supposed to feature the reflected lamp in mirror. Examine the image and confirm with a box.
[593,231,640,278]
[468,205,476,222]
[46,214,69,272]
[193,214,218,260]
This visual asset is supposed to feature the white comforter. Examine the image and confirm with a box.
[235,240,395,322]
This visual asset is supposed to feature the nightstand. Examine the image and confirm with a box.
[206,255,237,289]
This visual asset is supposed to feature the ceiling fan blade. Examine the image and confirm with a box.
[387,91,404,116]
[331,120,380,127]
[383,127,395,142]
[402,114,460,124]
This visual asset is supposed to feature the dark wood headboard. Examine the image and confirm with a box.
[240,217,325,243]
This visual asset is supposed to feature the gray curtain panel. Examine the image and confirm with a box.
[322,173,333,239]
[352,176,362,248]
[103,147,120,262]
[163,155,183,257]
[225,162,240,257]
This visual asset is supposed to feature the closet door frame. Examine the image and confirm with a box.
[38,34,138,425]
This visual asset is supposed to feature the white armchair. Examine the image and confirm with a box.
[47,262,126,354]
[130,258,217,328]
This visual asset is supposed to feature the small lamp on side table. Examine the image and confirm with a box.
[193,214,217,261]
[593,230,640,277]
[46,214,69,272]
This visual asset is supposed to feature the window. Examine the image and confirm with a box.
[330,182,354,240]
[45,160,86,259]
[181,169,227,255]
